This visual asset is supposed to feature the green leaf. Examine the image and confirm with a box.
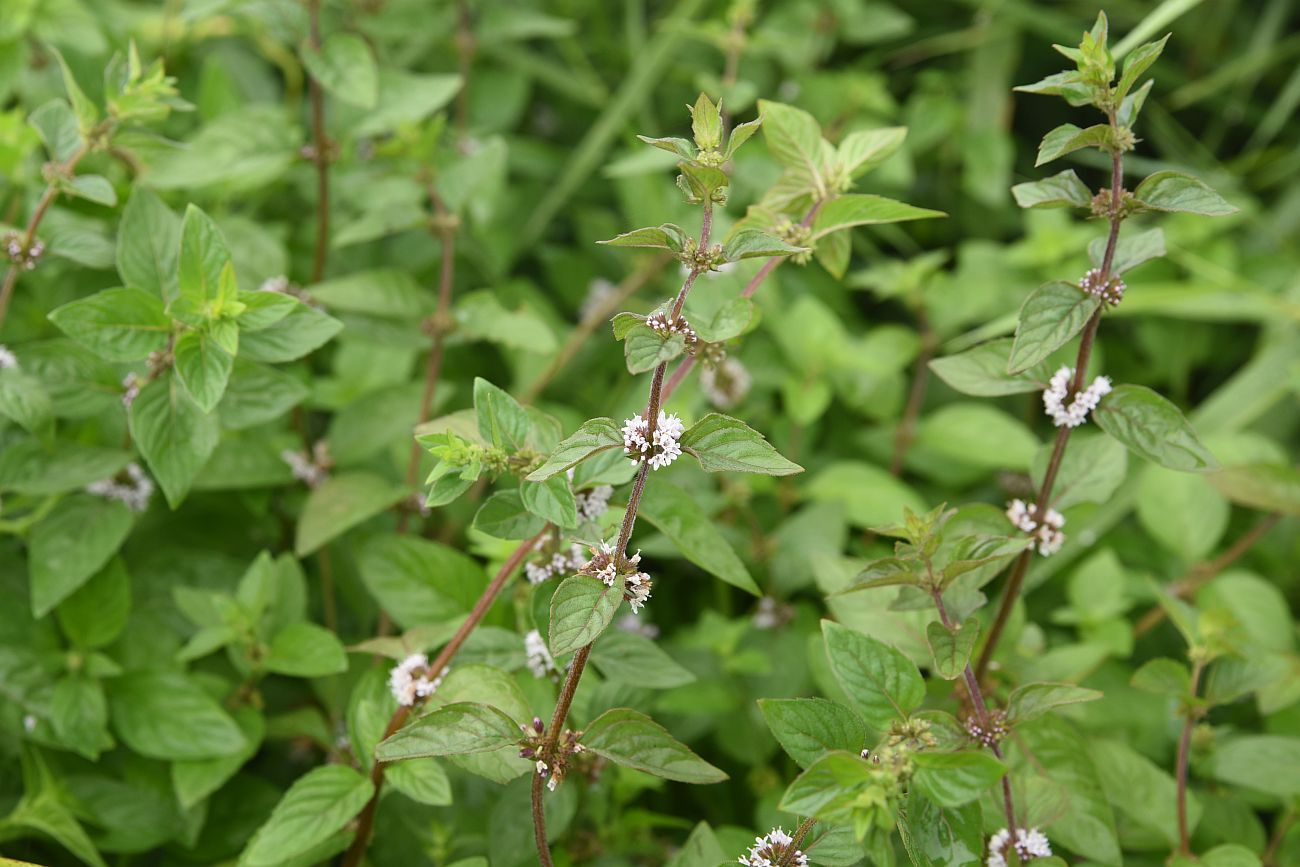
[308,269,431,318]
[0,367,52,439]
[1208,463,1300,514]
[301,33,378,109]
[56,557,131,649]
[1011,170,1092,209]
[0,440,131,495]
[116,188,180,299]
[63,174,116,206]
[758,697,869,768]
[241,765,374,867]
[354,70,461,138]
[591,630,696,689]
[6,749,107,867]
[178,204,233,310]
[1131,658,1192,698]
[1031,431,1128,509]
[473,490,549,539]
[1115,34,1169,103]
[525,419,622,481]
[29,494,133,617]
[721,229,806,261]
[49,675,113,760]
[929,339,1043,396]
[1035,123,1115,166]
[822,620,925,730]
[1093,384,1219,472]
[109,670,247,760]
[912,751,1006,807]
[48,287,172,362]
[758,100,827,199]
[638,482,760,595]
[129,373,219,508]
[1005,682,1104,724]
[916,403,1038,471]
[836,126,907,178]
[1008,281,1101,374]
[30,98,83,163]
[927,618,980,680]
[1018,718,1121,863]
[385,758,452,807]
[679,413,802,476]
[455,291,557,353]
[580,708,727,783]
[624,324,685,374]
[548,575,621,656]
[172,706,265,809]
[1088,226,1166,275]
[521,474,578,528]
[1133,170,1238,216]
[218,359,310,429]
[810,194,944,240]
[357,534,486,630]
[375,702,523,761]
[474,377,531,451]
[173,329,234,413]
[1091,738,1198,846]
[239,299,342,362]
[898,793,984,867]
[265,623,348,677]
[777,750,873,820]
[689,92,722,151]
[1205,736,1300,798]
[637,135,695,160]
[236,290,298,331]
[598,223,688,251]
[723,116,762,160]
[294,472,409,556]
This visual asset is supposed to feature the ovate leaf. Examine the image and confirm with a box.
[301,33,378,109]
[1011,170,1092,209]
[1008,282,1101,374]
[294,472,409,556]
[1093,384,1218,472]
[679,413,802,475]
[109,671,247,760]
[48,287,171,362]
[548,575,621,656]
[580,708,726,783]
[375,702,523,761]
[822,620,925,730]
[241,765,374,867]
[129,373,220,508]
[1133,170,1237,216]
[758,697,869,768]
[526,418,622,480]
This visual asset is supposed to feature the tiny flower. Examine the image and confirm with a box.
[646,311,699,354]
[281,442,332,488]
[258,275,291,294]
[1005,499,1065,556]
[121,372,142,408]
[574,484,614,521]
[1079,267,1125,306]
[986,827,1052,867]
[85,463,154,513]
[616,613,660,639]
[753,597,794,630]
[700,356,752,409]
[23,714,37,733]
[622,410,684,470]
[525,629,560,679]
[580,278,618,320]
[4,232,44,271]
[388,653,447,706]
[739,827,809,867]
[536,759,549,776]
[579,541,653,613]
[0,345,18,371]
[1042,366,1112,428]
[965,711,1008,748]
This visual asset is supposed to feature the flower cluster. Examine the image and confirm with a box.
[1079,267,1125,306]
[986,827,1052,867]
[580,277,617,319]
[646,311,698,354]
[525,541,586,585]
[120,373,142,407]
[616,613,660,639]
[280,441,332,488]
[1006,499,1065,556]
[622,410,684,470]
[965,710,1009,748]
[580,541,653,613]
[4,233,45,271]
[753,596,794,630]
[738,828,808,867]
[519,717,585,792]
[0,345,17,370]
[524,629,561,679]
[388,653,448,707]
[574,483,614,522]
[1042,366,1112,428]
[258,274,321,308]
[700,356,752,409]
[86,463,155,513]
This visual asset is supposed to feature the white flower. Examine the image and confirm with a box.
[625,572,652,613]
[23,714,36,733]
[0,345,18,370]
[281,448,328,488]
[1042,366,1112,428]
[575,485,614,521]
[1079,267,1125,306]
[623,411,685,470]
[987,827,1051,867]
[258,275,291,294]
[739,827,808,867]
[616,614,660,639]
[1005,499,1065,556]
[121,372,142,408]
[525,629,559,679]
[388,653,447,706]
[85,463,154,513]
[700,357,752,409]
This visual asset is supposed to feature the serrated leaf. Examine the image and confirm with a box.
[173,329,234,413]
[580,708,726,783]
[912,751,1006,807]
[927,619,980,680]
[526,418,622,480]
[1005,682,1104,724]
[520,474,578,528]
[1115,35,1169,104]
[109,671,247,761]
[810,194,944,241]
[758,100,827,199]
[241,765,374,867]
[758,698,868,768]
[679,413,802,476]
[48,287,172,362]
[1008,282,1101,374]
[624,324,685,374]
[1093,384,1218,472]
[822,620,924,730]
[1035,123,1115,166]
[929,338,1044,397]
[473,378,531,451]
[129,373,219,508]
[721,229,806,261]
[549,575,621,655]
[597,223,687,252]
[837,126,906,178]
[1011,170,1092,209]
[375,702,522,761]
[1133,170,1238,216]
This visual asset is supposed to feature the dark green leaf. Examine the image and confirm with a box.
[580,708,726,783]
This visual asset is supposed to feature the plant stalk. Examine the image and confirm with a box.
[306,0,330,283]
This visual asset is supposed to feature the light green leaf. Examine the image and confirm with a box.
[63,174,116,206]
[1088,226,1166,275]
[1011,170,1092,209]
[580,708,726,783]
[1006,682,1104,724]
[1133,170,1238,216]
[116,188,180,299]
[810,193,944,240]
[1115,34,1169,103]
[1008,281,1101,374]
[913,751,1006,807]
[679,413,802,476]
[241,765,374,867]
[294,472,409,556]
[239,299,343,362]
[129,373,219,508]
[898,793,984,867]
[0,367,52,438]
[30,99,83,163]
[174,329,234,413]
[836,126,907,178]
[265,623,348,677]
[48,287,172,362]
[375,702,523,761]
[758,697,869,769]
[1035,123,1115,166]
[525,418,622,481]
[689,92,722,151]
[1208,463,1300,515]
[777,750,873,820]
[55,557,131,649]
[473,377,531,451]
[624,324,685,374]
[822,620,925,730]
[109,670,247,760]
[472,490,548,540]
[598,223,688,252]
[29,494,132,617]
[178,204,233,309]
[721,229,806,261]
[591,630,696,689]
[927,618,980,680]
[929,339,1043,396]
[172,706,264,809]
[301,33,378,108]
[758,100,827,199]
[1130,658,1191,698]
[309,269,431,318]
[1094,384,1218,472]
[520,474,578,528]
[639,482,760,595]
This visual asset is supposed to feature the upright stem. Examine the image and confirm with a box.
[889,306,934,476]
[1175,660,1205,856]
[976,132,1124,681]
[0,140,92,331]
[340,526,550,867]
[305,0,330,283]
[532,203,714,866]
[453,0,475,141]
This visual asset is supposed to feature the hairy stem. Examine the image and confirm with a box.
[305,0,330,283]
[1134,513,1281,637]
[532,203,714,865]
[976,134,1124,681]
[1175,660,1205,856]
[0,140,92,331]
[340,525,550,867]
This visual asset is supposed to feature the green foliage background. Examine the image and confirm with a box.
[1,1,1298,866]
